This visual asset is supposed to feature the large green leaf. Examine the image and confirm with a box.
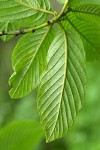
[38,29,86,142]
[0,121,43,150]
[63,12,100,60]
[0,0,50,26]
[9,26,55,98]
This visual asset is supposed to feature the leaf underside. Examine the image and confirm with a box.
[38,30,86,142]
[63,3,100,61]
[69,0,100,6]
[9,26,54,98]
[9,26,55,98]
[0,0,50,26]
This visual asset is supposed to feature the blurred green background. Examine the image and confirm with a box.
[0,1,100,150]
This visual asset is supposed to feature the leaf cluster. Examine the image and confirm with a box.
[0,0,100,142]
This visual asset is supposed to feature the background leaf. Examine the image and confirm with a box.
[0,121,43,150]
[38,29,86,142]
[9,26,55,98]
[68,0,100,6]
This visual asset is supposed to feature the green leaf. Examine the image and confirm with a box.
[0,0,50,26]
[0,121,43,150]
[69,3,100,23]
[9,26,55,98]
[38,29,86,142]
[63,12,100,60]
[0,22,17,41]
[68,0,100,6]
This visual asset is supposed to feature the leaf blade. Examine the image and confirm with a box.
[63,12,100,60]
[38,30,67,142]
[9,26,55,98]
[0,121,43,150]
[0,0,50,26]
[38,29,86,142]
[69,3,100,23]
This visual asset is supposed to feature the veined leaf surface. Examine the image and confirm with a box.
[63,12,100,60]
[9,26,55,98]
[38,29,86,142]
[0,121,43,150]
[0,0,50,26]
[69,3,100,23]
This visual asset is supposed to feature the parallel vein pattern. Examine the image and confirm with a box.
[70,3,100,23]
[9,26,55,98]
[63,12,100,60]
[0,121,43,150]
[38,30,86,142]
[0,0,50,26]
[68,0,100,6]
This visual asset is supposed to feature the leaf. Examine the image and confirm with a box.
[63,12,100,60]
[0,121,43,150]
[68,0,100,6]
[0,22,17,41]
[69,3,100,23]
[9,26,55,98]
[38,29,86,142]
[0,0,50,26]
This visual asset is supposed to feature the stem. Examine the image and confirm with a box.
[0,23,50,36]
[0,0,69,36]
[50,0,69,23]
[16,0,55,16]
[59,0,69,17]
